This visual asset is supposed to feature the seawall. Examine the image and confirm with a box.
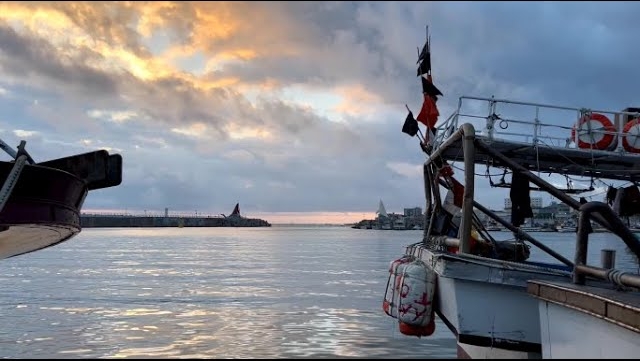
[80,215,271,228]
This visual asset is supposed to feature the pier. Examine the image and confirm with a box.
[80,204,271,228]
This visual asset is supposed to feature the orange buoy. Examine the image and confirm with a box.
[571,113,616,150]
[399,318,436,337]
[622,118,640,154]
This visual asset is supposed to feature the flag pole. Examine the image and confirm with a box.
[402,24,439,150]
[413,31,428,145]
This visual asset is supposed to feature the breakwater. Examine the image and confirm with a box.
[80,214,271,228]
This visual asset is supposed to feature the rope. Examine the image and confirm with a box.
[0,155,27,213]
[535,141,541,176]
[605,268,629,287]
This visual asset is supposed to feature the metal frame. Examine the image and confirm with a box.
[421,115,640,289]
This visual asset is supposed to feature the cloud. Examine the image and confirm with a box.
[0,1,637,221]
[13,129,38,138]
[87,109,139,123]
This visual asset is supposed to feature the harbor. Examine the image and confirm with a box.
[2,2,640,360]
[351,201,425,230]
[353,198,640,232]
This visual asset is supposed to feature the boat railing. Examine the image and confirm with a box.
[0,140,33,214]
[574,201,640,289]
[425,121,640,276]
[432,95,640,156]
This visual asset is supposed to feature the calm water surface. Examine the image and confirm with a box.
[0,227,637,358]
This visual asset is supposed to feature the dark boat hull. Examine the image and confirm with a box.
[0,161,88,259]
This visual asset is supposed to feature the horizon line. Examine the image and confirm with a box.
[81,209,383,224]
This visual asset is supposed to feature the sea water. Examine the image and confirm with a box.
[0,227,636,358]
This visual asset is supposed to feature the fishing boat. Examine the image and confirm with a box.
[0,138,122,259]
[384,27,640,359]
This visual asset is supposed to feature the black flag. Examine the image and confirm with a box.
[416,36,431,76]
[402,109,419,137]
[421,75,443,97]
[417,60,430,77]
[417,42,429,64]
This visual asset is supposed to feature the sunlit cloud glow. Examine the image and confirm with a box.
[0,1,637,222]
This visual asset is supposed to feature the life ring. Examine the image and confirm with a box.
[571,113,616,150]
[622,118,640,153]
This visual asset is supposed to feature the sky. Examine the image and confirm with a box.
[1,1,639,224]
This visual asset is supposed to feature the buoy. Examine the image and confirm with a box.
[383,256,413,318]
[399,318,436,337]
[397,260,437,337]
[571,112,617,150]
[622,118,640,153]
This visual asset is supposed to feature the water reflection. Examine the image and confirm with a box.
[5,227,635,358]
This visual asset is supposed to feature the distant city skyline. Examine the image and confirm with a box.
[82,207,379,225]
[82,193,582,224]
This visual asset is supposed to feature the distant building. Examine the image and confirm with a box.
[504,197,543,210]
[531,197,543,209]
[404,207,423,217]
[546,201,571,214]
[371,201,425,230]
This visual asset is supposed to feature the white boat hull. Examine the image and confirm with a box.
[537,302,640,359]
[438,277,543,359]
[528,280,640,359]
[407,245,572,359]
